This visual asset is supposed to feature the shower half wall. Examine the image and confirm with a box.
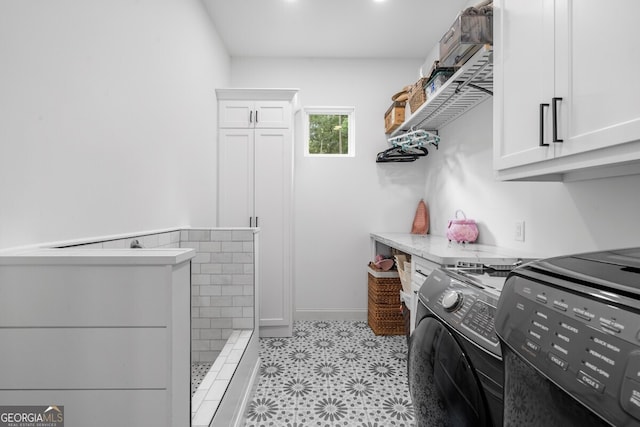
[50,227,260,426]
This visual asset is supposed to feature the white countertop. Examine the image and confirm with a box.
[0,247,196,265]
[371,232,538,266]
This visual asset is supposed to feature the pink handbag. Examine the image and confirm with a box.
[447,210,479,243]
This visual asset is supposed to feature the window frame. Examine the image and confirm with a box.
[302,106,355,157]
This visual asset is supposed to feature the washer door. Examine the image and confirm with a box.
[409,315,488,427]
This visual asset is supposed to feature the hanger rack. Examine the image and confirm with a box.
[376,129,439,163]
[387,129,440,149]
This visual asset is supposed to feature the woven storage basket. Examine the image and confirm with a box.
[368,297,405,336]
[367,264,404,335]
[408,77,428,113]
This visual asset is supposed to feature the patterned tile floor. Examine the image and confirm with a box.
[244,320,415,426]
[191,362,213,397]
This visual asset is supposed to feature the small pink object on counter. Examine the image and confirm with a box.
[446,209,479,243]
[411,199,430,235]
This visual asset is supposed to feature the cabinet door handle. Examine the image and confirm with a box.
[249,111,253,123]
[540,103,549,146]
[256,216,259,227]
[552,97,563,143]
[255,110,259,124]
[249,217,252,227]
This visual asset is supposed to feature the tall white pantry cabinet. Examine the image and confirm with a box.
[216,88,297,337]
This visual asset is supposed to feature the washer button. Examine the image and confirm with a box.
[553,300,568,311]
[548,352,568,370]
[599,317,624,334]
[577,370,605,393]
[573,307,595,321]
[536,294,548,304]
[525,340,540,353]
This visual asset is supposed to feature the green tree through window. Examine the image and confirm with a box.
[308,114,349,154]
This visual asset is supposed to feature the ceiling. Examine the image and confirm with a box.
[202,0,470,59]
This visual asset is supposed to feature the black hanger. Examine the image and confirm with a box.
[376,145,428,163]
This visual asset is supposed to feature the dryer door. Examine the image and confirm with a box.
[409,315,488,427]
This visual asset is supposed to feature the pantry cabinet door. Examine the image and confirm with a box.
[553,0,640,161]
[217,129,254,227]
[493,0,556,172]
[219,100,253,128]
[254,129,292,330]
[255,101,291,129]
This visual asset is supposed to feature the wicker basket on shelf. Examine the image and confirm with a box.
[367,263,404,335]
[408,77,428,113]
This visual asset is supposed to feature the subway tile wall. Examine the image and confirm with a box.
[59,228,255,363]
[182,229,254,363]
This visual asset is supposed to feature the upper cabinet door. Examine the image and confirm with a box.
[219,100,290,129]
[219,100,253,128]
[553,0,640,158]
[254,101,291,129]
[493,0,556,172]
[217,128,255,227]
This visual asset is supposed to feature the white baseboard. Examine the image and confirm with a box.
[294,309,367,321]
[259,324,293,338]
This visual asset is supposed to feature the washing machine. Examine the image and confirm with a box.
[495,248,640,426]
[408,267,507,427]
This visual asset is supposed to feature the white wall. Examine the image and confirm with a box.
[231,57,425,317]
[0,0,230,250]
[232,56,640,317]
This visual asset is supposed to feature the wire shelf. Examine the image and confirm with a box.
[388,45,493,137]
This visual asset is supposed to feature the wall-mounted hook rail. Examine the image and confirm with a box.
[387,129,440,150]
[376,129,438,163]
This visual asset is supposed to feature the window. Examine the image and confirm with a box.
[303,107,355,157]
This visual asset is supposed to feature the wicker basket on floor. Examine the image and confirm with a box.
[367,264,404,335]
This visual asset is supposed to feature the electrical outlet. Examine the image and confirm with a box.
[514,221,525,242]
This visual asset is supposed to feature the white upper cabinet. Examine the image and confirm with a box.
[219,100,291,129]
[493,0,555,172]
[494,0,640,181]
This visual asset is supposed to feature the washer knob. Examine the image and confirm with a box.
[442,290,463,312]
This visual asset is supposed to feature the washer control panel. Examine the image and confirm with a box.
[496,272,640,426]
[419,268,502,357]
[462,300,499,347]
